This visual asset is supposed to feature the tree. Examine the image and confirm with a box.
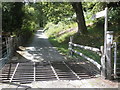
[41,2,74,24]
[2,2,24,35]
[71,2,88,34]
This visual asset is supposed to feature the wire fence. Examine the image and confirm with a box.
[0,36,22,69]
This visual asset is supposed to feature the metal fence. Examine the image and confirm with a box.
[0,36,20,69]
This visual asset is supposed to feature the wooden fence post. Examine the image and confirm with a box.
[69,36,73,56]
[0,37,2,59]
[100,46,106,78]
[9,36,13,58]
[7,37,10,57]
[106,31,113,79]
[101,7,108,79]
[5,37,9,56]
[114,42,117,79]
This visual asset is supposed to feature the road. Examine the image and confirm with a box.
[13,29,65,63]
[0,29,119,89]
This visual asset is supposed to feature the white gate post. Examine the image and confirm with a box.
[114,42,117,79]
[100,46,106,78]
[101,7,108,78]
[106,31,113,79]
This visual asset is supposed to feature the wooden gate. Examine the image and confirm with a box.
[69,7,115,80]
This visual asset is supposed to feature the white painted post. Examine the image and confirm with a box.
[101,7,108,78]
[70,36,73,42]
[100,46,106,78]
[69,36,73,56]
[114,42,117,79]
[106,31,113,79]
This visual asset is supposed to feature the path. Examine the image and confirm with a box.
[0,29,119,89]
[13,29,65,63]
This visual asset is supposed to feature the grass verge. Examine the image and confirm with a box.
[44,22,119,64]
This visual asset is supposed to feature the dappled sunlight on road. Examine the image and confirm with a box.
[16,46,60,62]
[12,29,65,63]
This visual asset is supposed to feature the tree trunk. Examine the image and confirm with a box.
[71,2,87,34]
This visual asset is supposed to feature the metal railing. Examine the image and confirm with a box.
[0,36,20,69]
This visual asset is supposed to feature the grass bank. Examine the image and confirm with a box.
[44,21,120,64]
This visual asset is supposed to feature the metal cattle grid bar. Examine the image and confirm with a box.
[2,61,95,83]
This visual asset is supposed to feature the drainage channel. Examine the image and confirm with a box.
[1,61,93,84]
